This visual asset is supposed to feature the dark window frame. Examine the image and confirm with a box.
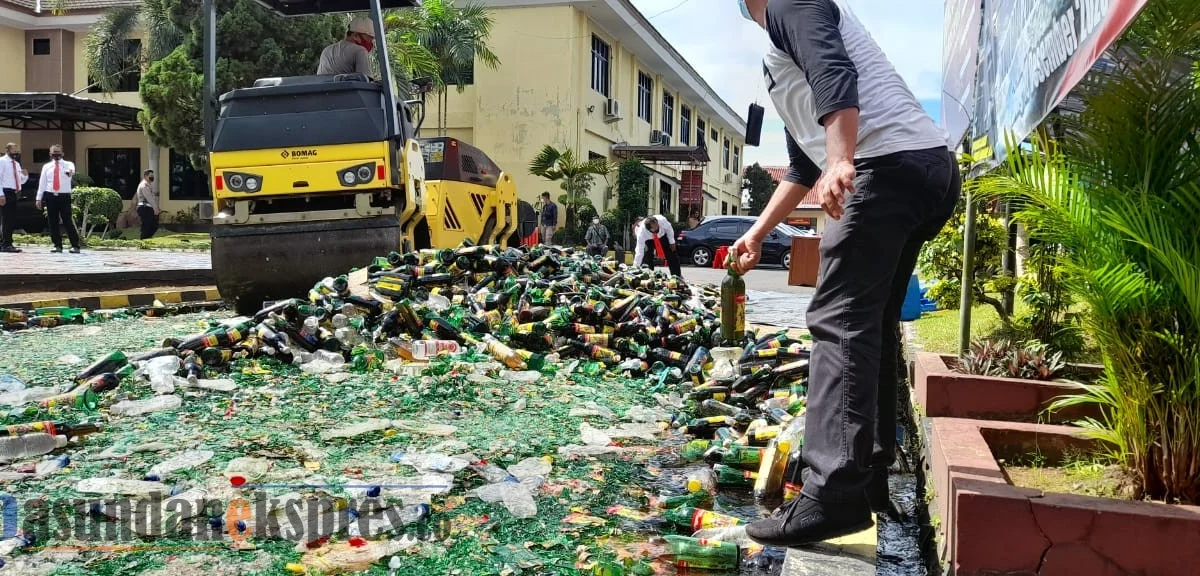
[661,92,674,137]
[680,107,691,145]
[696,118,706,149]
[32,38,50,55]
[590,35,611,97]
[87,39,142,93]
[169,148,210,201]
[87,147,142,200]
[637,72,653,123]
[723,138,731,170]
[733,145,740,173]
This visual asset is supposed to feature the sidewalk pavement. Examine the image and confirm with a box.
[1,249,213,295]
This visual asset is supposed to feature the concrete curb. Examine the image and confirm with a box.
[13,243,210,253]
[4,288,221,312]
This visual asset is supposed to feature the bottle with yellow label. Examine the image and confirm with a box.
[720,250,746,346]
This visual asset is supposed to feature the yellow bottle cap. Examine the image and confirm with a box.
[686,478,702,493]
[285,563,306,574]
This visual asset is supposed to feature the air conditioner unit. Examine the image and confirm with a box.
[723,173,734,184]
[603,98,622,122]
[658,134,671,146]
[197,202,214,220]
[650,130,664,145]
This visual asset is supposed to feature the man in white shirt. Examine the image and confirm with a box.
[134,169,160,240]
[632,214,681,277]
[35,144,81,253]
[317,16,375,78]
[732,0,960,546]
[0,142,29,253]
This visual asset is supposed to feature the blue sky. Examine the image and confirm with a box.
[629,0,945,166]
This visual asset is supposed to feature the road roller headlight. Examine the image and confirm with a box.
[223,172,262,193]
[338,162,377,187]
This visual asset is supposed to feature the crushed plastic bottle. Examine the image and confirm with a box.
[389,452,471,474]
[109,395,182,416]
[135,355,182,394]
[147,449,214,479]
[0,386,58,407]
[299,350,347,375]
[507,456,552,480]
[0,433,67,462]
[286,535,421,575]
[0,374,25,394]
[346,503,430,538]
[178,376,237,392]
[469,476,543,518]
[34,454,69,477]
[74,477,170,497]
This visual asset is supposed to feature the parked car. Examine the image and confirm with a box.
[676,215,801,269]
[14,177,46,234]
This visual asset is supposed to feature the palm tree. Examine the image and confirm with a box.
[413,0,500,136]
[84,0,182,94]
[968,0,1200,503]
[529,145,614,240]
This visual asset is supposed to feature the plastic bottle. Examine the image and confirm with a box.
[347,503,430,538]
[0,374,25,394]
[0,534,33,556]
[680,439,711,461]
[0,433,67,462]
[685,468,717,494]
[74,477,170,497]
[285,535,420,574]
[753,439,791,502]
[109,395,182,417]
[147,449,214,479]
[34,454,70,477]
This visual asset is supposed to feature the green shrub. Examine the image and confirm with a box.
[71,187,123,238]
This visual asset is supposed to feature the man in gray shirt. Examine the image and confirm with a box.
[317,16,376,77]
[731,0,960,546]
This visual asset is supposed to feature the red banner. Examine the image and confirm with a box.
[679,170,703,205]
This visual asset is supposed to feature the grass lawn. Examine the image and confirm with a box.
[15,230,211,250]
[910,302,1016,355]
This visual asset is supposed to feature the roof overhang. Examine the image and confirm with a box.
[611,143,709,163]
[250,0,419,16]
[0,2,112,31]
[477,0,746,138]
[0,93,142,131]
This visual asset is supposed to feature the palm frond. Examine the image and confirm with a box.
[85,6,140,94]
[141,0,184,61]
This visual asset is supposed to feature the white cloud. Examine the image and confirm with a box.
[630,0,945,166]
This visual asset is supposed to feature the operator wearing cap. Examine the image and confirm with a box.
[317,16,376,77]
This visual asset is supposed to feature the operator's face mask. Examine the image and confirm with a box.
[738,0,753,21]
[357,34,375,52]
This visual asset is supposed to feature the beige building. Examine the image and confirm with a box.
[427,0,747,223]
[0,0,210,222]
[1,0,746,226]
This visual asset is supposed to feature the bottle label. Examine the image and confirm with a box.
[733,293,746,334]
[692,509,740,531]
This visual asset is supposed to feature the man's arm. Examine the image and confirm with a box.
[355,47,371,77]
[765,0,859,126]
[748,130,820,240]
[632,227,648,266]
[17,162,28,186]
[36,169,46,202]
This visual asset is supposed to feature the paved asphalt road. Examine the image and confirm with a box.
[681,265,814,295]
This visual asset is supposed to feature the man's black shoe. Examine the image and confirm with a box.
[867,469,901,520]
[69,247,81,254]
[51,247,62,253]
[744,494,873,547]
[0,246,20,253]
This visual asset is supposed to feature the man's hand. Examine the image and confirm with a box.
[731,234,762,275]
[155,209,161,216]
[0,195,6,207]
[35,200,42,210]
[817,159,856,220]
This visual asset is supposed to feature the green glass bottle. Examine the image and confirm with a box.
[705,444,764,468]
[662,535,740,570]
[663,506,743,531]
[75,351,128,384]
[720,256,746,346]
[652,491,712,510]
[712,463,758,487]
[681,439,711,461]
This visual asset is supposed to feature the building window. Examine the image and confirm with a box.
[659,180,672,217]
[32,38,50,55]
[731,205,738,215]
[88,39,142,93]
[637,72,653,123]
[696,119,706,149]
[170,149,210,201]
[711,128,719,142]
[733,145,740,173]
[590,35,611,97]
[723,138,731,170]
[680,107,691,145]
[87,148,141,200]
[661,93,674,137]
[32,149,50,164]
[721,201,728,215]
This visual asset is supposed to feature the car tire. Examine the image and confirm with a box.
[781,251,791,270]
[691,246,712,267]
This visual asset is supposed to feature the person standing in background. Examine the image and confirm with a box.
[134,169,160,240]
[36,144,81,254]
[584,217,610,256]
[538,191,558,245]
[0,143,28,253]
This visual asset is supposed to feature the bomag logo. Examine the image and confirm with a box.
[280,149,319,159]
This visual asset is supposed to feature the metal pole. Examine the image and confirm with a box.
[1001,201,1016,314]
[368,0,398,139]
[202,0,216,155]
[958,190,978,354]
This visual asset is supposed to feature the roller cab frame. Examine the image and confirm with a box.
[202,0,427,313]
